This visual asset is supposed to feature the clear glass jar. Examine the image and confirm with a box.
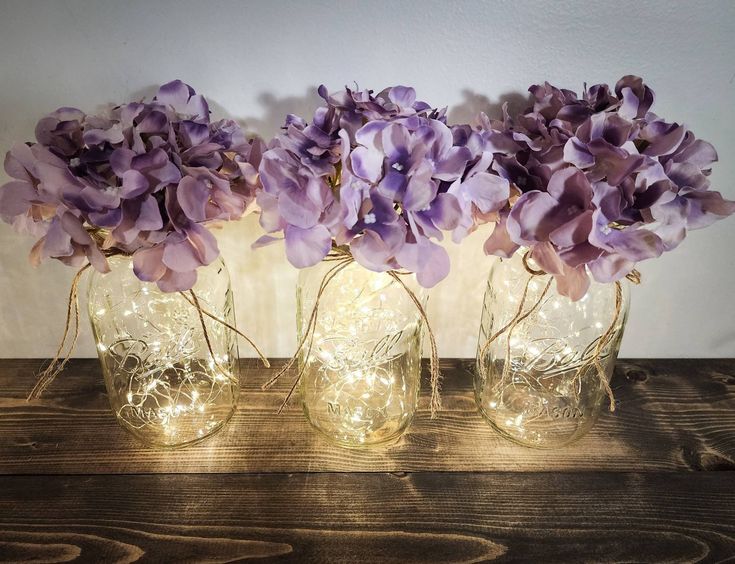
[87,256,239,448]
[475,252,630,448]
[297,261,425,448]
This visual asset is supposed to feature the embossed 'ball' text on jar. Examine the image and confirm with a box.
[297,260,426,448]
[87,256,239,448]
[475,251,630,449]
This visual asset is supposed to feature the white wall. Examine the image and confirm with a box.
[0,0,733,359]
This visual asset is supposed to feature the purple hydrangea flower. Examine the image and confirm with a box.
[0,80,263,291]
[254,84,469,288]
[457,76,734,300]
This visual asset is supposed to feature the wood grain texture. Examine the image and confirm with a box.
[0,472,733,563]
[0,359,734,474]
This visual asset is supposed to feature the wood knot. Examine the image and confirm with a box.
[681,446,735,471]
[625,368,648,383]
[697,452,735,472]
[715,375,735,386]
[14,439,39,450]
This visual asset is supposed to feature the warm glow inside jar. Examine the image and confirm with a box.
[87,256,239,448]
[475,251,630,449]
[297,261,425,448]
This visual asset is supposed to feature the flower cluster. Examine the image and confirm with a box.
[454,75,734,299]
[0,81,263,291]
[255,84,473,287]
[2,77,732,297]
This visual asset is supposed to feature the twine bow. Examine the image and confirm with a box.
[477,251,640,412]
[28,263,92,400]
[28,257,269,401]
[261,247,443,418]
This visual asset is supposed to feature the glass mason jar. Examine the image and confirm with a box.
[87,256,239,448]
[475,251,630,448]
[297,260,425,448]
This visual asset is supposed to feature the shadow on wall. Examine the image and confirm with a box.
[238,87,533,134]
[92,83,534,139]
[84,83,325,144]
[240,87,323,140]
[84,85,163,123]
[233,86,533,140]
[447,89,530,125]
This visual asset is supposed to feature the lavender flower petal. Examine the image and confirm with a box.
[284,224,332,268]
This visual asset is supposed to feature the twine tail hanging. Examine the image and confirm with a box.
[262,250,443,418]
[27,263,91,401]
[476,263,552,383]
[180,290,270,369]
[388,271,442,418]
[575,280,624,412]
[586,268,639,412]
[499,276,553,385]
[261,254,354,413]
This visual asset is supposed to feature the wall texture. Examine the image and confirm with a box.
[0,0,733,358]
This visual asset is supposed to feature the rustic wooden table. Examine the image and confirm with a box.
[0,358,733,563]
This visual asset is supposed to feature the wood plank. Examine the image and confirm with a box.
[0,359,733,474]
[0,472,733,563]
